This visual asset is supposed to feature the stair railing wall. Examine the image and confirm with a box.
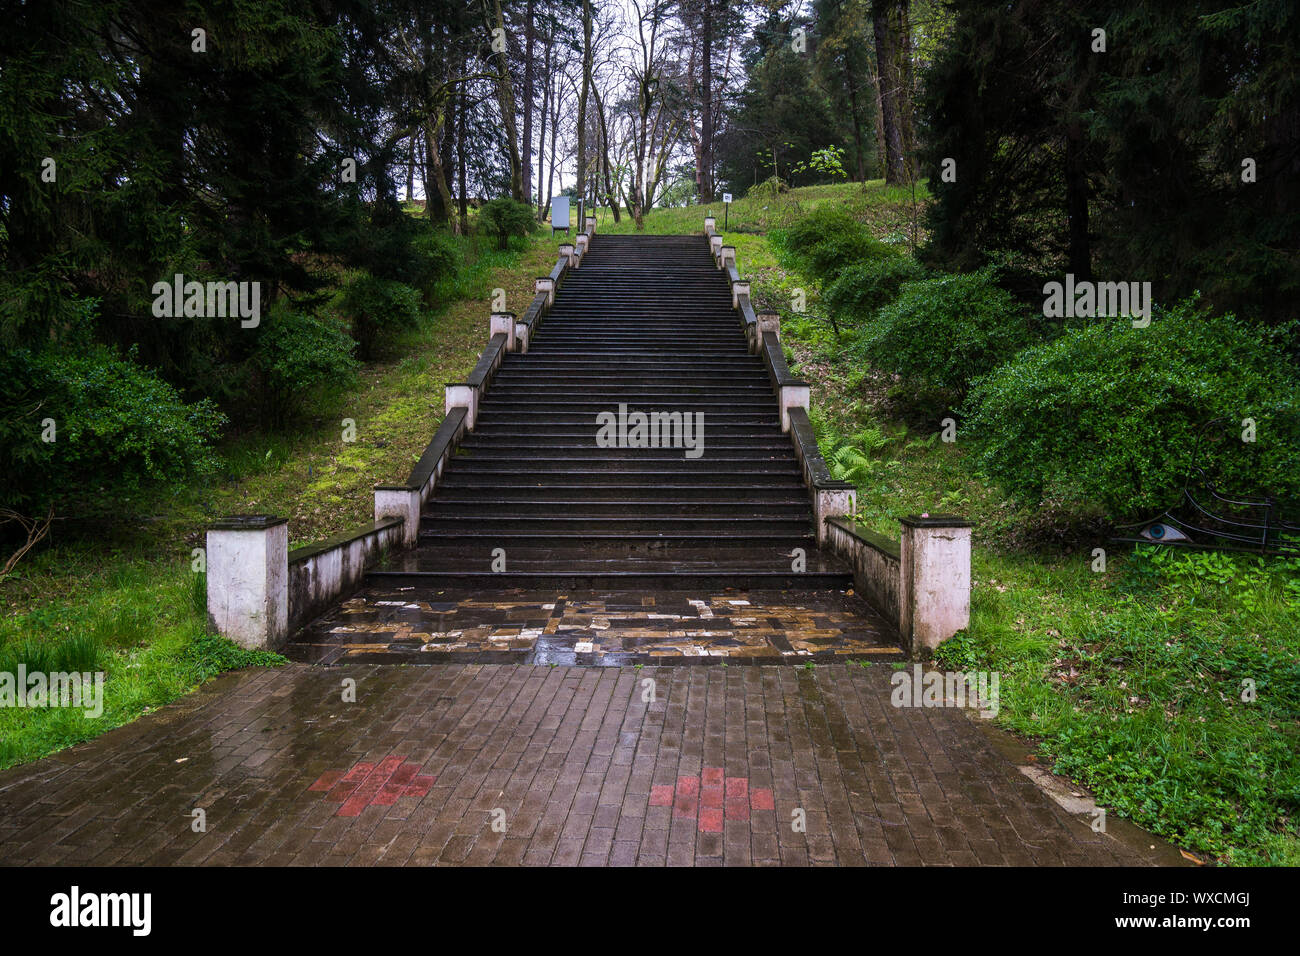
[703,214,971,655]
[207,226,594,650]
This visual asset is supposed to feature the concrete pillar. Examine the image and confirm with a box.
[585,216,596,235]
[559,242,575,266]
[490,311,517,351]
[757,310,781,338]
[899,515,973,656]
[814,487,857,546]
[206,515,289,650]
[779,383,810,432]
[704,216,716,235]
[731,280,751,310]
[446,383,478,429]
[575,234,589,265]
[535,276,555,306]
[709,235,723,262]
[374,485,421,548]
[719,246,736,270]
[514,319,531,353]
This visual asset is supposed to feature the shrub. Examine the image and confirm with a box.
[962,299,1300,517]
[0,345,226,515]
[254,303,359,427]
[823,256,927,327]
[340,274,422,359]
[775,206,898,279]
[852,267,1032,398]
[748,174,790,198]
[478,197,538,250]
[408,228,460,306]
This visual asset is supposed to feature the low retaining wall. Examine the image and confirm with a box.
[206,223,598,649]
[287,517,405,637]
[824,517,901,631]
[823,513,972,657]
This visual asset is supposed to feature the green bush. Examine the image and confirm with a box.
[0,345,226,515]
[962,299,1300,516]
[341,274,422,359]
[775,206,898,279]
[478,197,538,250]
[408,228,460,306]
[254,303,359,426]
[823,256,927,326]
[852,267,1032,398]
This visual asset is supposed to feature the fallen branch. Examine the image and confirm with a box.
[0,506,55,581]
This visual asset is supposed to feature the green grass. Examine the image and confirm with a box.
[0,554,286,769]
[592,179,929,241]
[0,226,560,770]
[730,181,1300,866]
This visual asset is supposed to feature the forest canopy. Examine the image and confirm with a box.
[2,0,1296,526]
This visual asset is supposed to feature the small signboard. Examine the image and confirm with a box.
[722,192,733,204]
[550,196,570,235]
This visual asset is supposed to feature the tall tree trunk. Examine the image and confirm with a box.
[417,23,451,223]
[457,56,468,234]
[536,41,552,218]
[868,51,887,178]
[633,80,652,229]
[871,0,907,185]
[521,0,535,205]
[423,115,455,225]
[545,73,558,212]
[440,110,456,215]
[845,66,868,182]
[593,84,620,222]
[898,0,917,181]
[406,134,416,201]
[687,43,703,201]
[700,0,714,202]
[488,0,524,200]
[575,0,593,211]
[420,133,431,217]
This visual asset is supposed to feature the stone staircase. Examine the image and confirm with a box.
[370,234,854,591]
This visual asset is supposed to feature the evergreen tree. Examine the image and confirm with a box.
[921,0,1300,324]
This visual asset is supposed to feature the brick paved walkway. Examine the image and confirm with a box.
[0,663,1165,866]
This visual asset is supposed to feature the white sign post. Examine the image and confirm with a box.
[550,196,570,235]
[722,193,733,229]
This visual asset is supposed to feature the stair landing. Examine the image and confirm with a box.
[288,586,902,665]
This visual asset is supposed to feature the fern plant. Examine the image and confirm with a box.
[810,407,894,486]
[828,443,879,484]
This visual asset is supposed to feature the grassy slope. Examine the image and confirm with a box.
[600,181,1299,865]
[0,228,560,770]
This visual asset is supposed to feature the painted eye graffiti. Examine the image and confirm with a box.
[1140,523,1190,542]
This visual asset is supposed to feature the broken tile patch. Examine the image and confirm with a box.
[290,588,901,665]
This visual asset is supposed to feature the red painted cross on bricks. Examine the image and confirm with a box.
[648,767,775,833]
[308,756,435,817]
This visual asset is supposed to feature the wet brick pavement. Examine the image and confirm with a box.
[0,663,1161,866]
